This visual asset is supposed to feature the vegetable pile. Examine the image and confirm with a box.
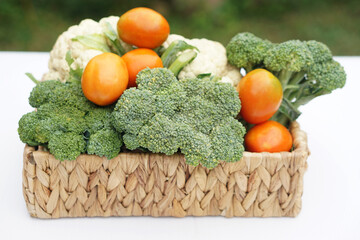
[18,7,346,169]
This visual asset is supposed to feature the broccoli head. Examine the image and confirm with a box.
[29,80,63,108]
[264,40,314,85]
[87,128,123,159]
[84,106,113,134]
[18,80,122,160]
[18,112,41,146]
[305,40,333,64]
[293,59,346,107]
[226,32,347,127]
[48,132,86,160]
[112,68,245,169]
[226,32,272,73]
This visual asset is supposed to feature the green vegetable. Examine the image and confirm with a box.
[18,71,122,160]
[226,33,346,126]
[48,132,86,161]
[161,40,198,68]
[103,22,126,56]
[160,40,198,77]
[72,34,111,53]
[168,51,197,77]
[87,128,123,159]
[18,112,40,146]
[65,51,84,82]
[264,40,314,87]
[226,32,272,73]
[112,68,245,169]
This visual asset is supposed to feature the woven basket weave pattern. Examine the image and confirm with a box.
[22,122,309,218]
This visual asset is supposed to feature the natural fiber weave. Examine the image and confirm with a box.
[22,121,309,218]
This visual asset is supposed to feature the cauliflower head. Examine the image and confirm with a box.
[42,16,132,82]
[162,34,242,87]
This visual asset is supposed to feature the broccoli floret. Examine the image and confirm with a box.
[18,79,121,161]
[18,112,40,146]
[226,32,272,73]
[209,117,246,164]
[29,80,63,108]
[48,132,86,160]
[85,106,113,134]
[293,59,346,107]
[112,68,245,169]
[50,82,95,111]
[87,128,122,159]
[264,40,314,86]
[263,39,344,125]
[305,40,333,63]
[226,32,347,127]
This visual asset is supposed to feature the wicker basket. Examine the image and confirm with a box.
[22,121,309,218]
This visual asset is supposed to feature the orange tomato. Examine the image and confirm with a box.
[237,69,283,124]
[245,121,293,153]
[117,7,170,49]
[122,48,163,88]
[81,52,128,106]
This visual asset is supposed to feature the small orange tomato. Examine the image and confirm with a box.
[81,52,128,106]
[245,121,293,153]
[117,7,170,49]
[122,48,163,88]
[237,69,283,124]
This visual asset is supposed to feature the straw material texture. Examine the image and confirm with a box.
[22,121,309,218]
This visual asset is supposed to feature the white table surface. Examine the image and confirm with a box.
[0,52,359,240]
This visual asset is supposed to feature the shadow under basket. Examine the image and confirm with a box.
[22,122,309,218]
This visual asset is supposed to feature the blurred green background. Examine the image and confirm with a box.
[1,0,359,55]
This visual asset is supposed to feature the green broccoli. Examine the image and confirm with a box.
[18,79,122,160]
[28,80,63,108]
[84,106,113,134]
[112,68,245,169]
[226,33,346,126]
[18,112,41,146]
[48,132,86,160]
[87,128,123,159]
[226,32,273,73]
[305,40,333,64]
[264,40,314,86]
[267,41,346,125]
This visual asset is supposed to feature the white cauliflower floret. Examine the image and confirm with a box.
[42,16,132,82]
[162,34,242,87]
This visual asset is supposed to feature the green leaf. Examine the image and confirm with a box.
[197,73,212,79]
[65,51,83,82]
[25,72,39,84]
[154,45,166,56]
[103,22,125,56]
[161,40,199,68]
[72,34,111,53]
[168,51,197,77]
[65,51,74,66]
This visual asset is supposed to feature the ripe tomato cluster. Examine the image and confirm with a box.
[81,7,169,106]
[237,69,293,153]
